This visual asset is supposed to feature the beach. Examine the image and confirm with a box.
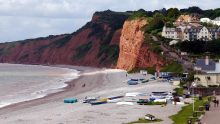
[0,65,182,124]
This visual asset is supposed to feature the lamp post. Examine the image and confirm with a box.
[191,82,197,112]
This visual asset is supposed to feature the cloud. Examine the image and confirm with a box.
[0,0,219,42]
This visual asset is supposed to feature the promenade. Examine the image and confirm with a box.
[201,96,220,124]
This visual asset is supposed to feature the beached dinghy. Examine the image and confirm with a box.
[83,97,97,103]
[64,98,78,103]
[90,98,108,105]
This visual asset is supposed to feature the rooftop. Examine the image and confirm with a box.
[195,59,216,71]
[214,17,220,21]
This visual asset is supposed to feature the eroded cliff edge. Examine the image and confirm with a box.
[117,19,163,71]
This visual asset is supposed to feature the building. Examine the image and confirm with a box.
[162,15,220,41]
[194,56,216,72]
[162,26,220,41]
[200,18,211,23]
[213,17,220,26]
[183,27,202,41]
[161,26,181,39]
[194,73,220,87]
[175,14,200,26]
[207,60,220,74]
[200,17,220,26]
[194,57,220,87]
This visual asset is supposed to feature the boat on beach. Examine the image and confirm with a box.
[90,98,108,105]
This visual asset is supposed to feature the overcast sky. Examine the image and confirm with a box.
[0,0,219,42]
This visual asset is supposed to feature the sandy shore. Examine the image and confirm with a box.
[0,65,182,124]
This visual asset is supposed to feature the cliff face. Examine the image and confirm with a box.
[0,10,129,67]
[117,19,163,71]
[0,11,164,70]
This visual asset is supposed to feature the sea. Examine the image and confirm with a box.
[0,64,80,108]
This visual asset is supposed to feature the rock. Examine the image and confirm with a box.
[117,19,163,71]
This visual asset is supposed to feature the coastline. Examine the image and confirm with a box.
[0,65,181,124]
[0,65,98,113]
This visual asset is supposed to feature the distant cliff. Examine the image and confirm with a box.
[0,10,129,67]
[0,10,164,70]
[117,19,163,71]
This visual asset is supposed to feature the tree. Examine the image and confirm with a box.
[167,8,180,19]
[145,13,165,33]
[180,6,204,14]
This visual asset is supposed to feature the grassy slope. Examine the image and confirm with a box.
[161,62,183,73]
[170,97,209,124]
[126,118,162,124]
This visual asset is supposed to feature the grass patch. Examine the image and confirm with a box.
[161,62,183,73]
[145,101,166,105]
[126,118,162,124]
[146,67,156,75]
[144,33,162,54]
[174,88,184,96]
[97,45,119,64]
[127,67,156,75]
[54,35,72,48]
[169,97,209,124]
[128,11,148,20]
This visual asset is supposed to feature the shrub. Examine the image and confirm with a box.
[74,41,93,59]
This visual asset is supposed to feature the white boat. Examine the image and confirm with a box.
[116,102,134,105]
[154,99,167,103]
[125,92,142,97]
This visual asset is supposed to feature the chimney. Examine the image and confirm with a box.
[205,56,209,65]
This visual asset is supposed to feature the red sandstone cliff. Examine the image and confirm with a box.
[117,19,163,71]
[0,11,164,70]
[0,10,129,67]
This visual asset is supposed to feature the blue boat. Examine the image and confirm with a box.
[64,98,78,103]
[90,101,107,105]
[108,95,124,100]
[127,80,138,85]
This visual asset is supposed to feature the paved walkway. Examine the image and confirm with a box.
[201,96,220,124]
